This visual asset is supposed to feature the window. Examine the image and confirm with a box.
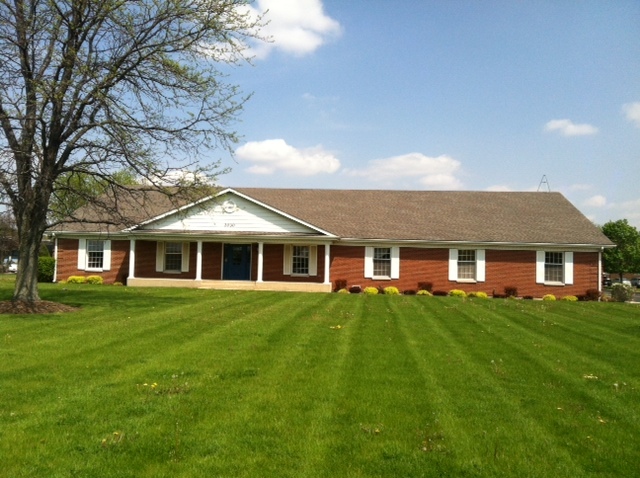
[292,246,310,275]
[283,245,317,276]
[448,249,485,282]
[537,251,573,285]
[364,246,399,279]
[457,249,476,280]
[545,252,563,282]
[87,240,105,269]
[373,247,391,277]
[164,242,183,272]
[77,238,111,271]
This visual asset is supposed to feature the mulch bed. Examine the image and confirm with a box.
[0,300,80,314]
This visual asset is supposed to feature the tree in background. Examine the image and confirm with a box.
[601,219,640,280]
[0,0,262,308]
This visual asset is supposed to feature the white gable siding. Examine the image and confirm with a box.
[141,194,317,234]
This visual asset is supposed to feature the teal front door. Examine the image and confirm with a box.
[223,244,251,280]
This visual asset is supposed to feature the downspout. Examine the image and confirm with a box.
[598,247,603,297]
[52,234,58,283]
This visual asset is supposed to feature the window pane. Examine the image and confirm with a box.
[373,247,391,277]
[87,240,104,269]
[292,246,309,275]
[545,252,563,282]
[457,249,476,279]
[165,242,183,271]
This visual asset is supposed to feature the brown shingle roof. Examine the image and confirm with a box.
[52,187,613,247]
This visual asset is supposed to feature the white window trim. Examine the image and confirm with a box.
[283,245,317,277]
[78,238,111,272]
[449,248,485,283]
[536,251,573,285]
[364,246,400,280]
[156,241,190,273]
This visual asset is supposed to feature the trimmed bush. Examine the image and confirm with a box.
[449,289,467,298]
[468,291,488,299]
[561,295,578,302]
[403,289,417,295]
[37,257,55,283]
[334,279,347,292]
[67,276,86,284]
[348,285,362,294]
[611,283,634,302]
[417,290,432,296]
[337,288,350,294]
[383,286,400,295]
[504,286,518,298]
[417,281,433,292]
[584,289,600,301]
[86,275,104,285]
[433,290,448,296]
[363,286,379,295]
[542,294,556,301]
[523,296,534,300]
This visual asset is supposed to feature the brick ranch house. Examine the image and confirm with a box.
[49,187,614,297]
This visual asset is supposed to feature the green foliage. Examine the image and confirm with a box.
[449,289,467,298]
[363,286,379,295]
[561,295,578,302]
[66,276,86,284]
[542,294,557,301]
[611,283,635,302]
[85,275,104,285]
[37,257,55,283]
[417,290,432,296]
[468,291,489,299]
[383,286,400,295]
[601,219,640,278]
[337,288,350,294]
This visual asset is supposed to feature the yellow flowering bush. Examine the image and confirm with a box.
[449,289,467,298]
[66,276,86,284]
[542,294,556,301]
[363,286,379,295]
[417,290,432,296]
[383,286,400,295]
[561,295,578,301]
[86,275,104,285]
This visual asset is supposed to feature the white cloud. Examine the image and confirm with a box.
[583,195,607,207]
[244,0,341,58]
[544,119,598,137]
[622,102,640,128]
[345,153,463,190]
[236,139,340,176]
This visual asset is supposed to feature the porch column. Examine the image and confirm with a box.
[128,238,136,279]
[257,242,264,282]
[323,243,331,285]
[196,241,203,281]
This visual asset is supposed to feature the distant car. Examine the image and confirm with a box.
[7,260,17,273]
[612,278,632,287]
[602,276,612,287]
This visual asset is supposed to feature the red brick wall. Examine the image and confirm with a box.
[262,244,325,283]
[56,238,129,284]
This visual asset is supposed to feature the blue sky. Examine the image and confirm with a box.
[216,0,640,228]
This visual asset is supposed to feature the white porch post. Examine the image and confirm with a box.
[257,242,264,282]
[196,241,203,281]
[128,238,136,279]
[324,243,331,285]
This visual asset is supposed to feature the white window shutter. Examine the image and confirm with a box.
[364,246,374,278]
[390,247,400,279]
[181,242,190,272]
[156,242,165,272]
[476,249,485,282]
[309,245,318,276]
[448,249,458,281]
[564,252,574,285]
[536,251,545,284]
[103,240,111,271]
[77,239,86,270]
[283,245,292,275]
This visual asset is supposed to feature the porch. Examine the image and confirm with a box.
[126,277,332,293]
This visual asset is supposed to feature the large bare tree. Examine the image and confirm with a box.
[0,0,261,307]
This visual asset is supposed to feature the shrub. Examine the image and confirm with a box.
[417,281,433,292]
[86,275,104,285]
[67,276,86,284]
[523,296,534,300]
[492,293,507,299]
[468,291,488,299]
[504,286,518,298]
[348,285,362,294]
[113,281,124,287]
[449,289,467,298]
[363,286,379,295]
[584,289,601,301]
[611,283,634,302]
[432,290,448,296]
[337,288,350,294]
[334,279,347,292]
[383,286,400,295]
[37,257,56,283]
[542,294,556,301]
[403,289,417,295]
[561,295,578,302]
[417,290,432,296]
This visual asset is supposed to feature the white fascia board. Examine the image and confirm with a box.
[336,238,611,251]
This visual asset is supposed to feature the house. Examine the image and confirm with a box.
[49,187,614,297]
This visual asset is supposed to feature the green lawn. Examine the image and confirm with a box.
[1,277,639,477]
